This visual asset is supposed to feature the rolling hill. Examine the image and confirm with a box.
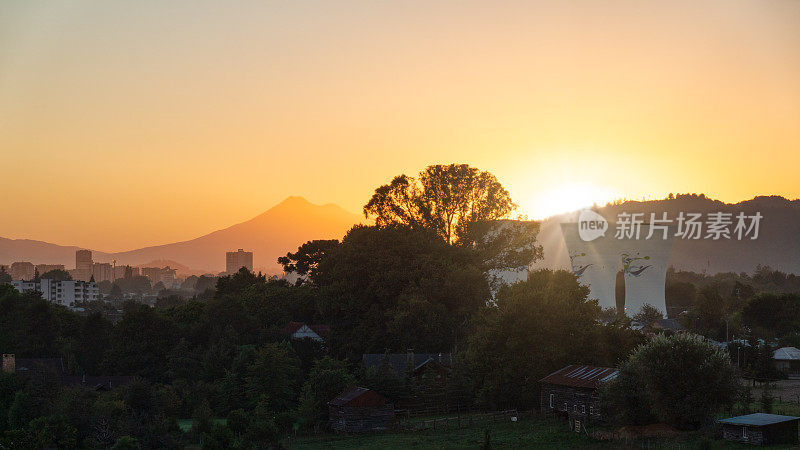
[532,195,800,276]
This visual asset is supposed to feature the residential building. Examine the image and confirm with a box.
[74,250,93,281]
[113,265,139,281]
[719,413,800,446]
[92,262,114,283]
[9,262,35,281]
[11,279,99,306]
[540,365,619,432]
[226,249,253,274]
[328,387,394,433]
[282,321,330,342]
[773,347,800,378]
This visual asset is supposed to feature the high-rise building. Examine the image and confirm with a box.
[92,263,114,283]
[226,249,253,274]
[74,250,93,281]
[9,262,35,281]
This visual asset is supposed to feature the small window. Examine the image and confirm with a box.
[589,406,594,415]
[562,402,567,411]
[581,404,586,414]
[742,426,748,439]
[549,393,554,408]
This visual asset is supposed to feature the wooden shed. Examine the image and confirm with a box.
[719,413,799,446]
[539,365,618,432]
[328,387,395,433]
[773,347,800,378]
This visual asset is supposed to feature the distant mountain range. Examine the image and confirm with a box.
[2,195,798,277]
[0,197,363,275]
[533,195,800,275]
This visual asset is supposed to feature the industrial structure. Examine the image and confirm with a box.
[560,220,675,316]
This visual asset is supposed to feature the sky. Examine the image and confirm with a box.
[1,0,799,252]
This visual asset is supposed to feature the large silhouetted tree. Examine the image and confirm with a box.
[364,164,542,272]
[364,164,515,244]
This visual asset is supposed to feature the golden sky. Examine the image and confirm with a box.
[1,0,799,252]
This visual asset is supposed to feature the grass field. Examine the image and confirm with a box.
[291,415,767,449]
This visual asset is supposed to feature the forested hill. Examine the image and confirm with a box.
[533,195,800,275]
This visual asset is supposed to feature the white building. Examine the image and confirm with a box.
[11,279,99,306]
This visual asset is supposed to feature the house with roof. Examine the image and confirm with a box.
[719,413,800,445]
[282,321,330,342]
[773,347,800,378]
[540,364,619,432]
[362,353,453,383]
[328,387,395,433]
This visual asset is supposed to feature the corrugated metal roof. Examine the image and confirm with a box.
[719,413,800,426]
[773,347,800,361]
[540,364,618,389]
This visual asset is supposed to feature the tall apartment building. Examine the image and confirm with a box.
[9,262,35,281]
[92,263,114,283]
[11,279,100,306]
[74,250,93,281]
[226,249,253,274]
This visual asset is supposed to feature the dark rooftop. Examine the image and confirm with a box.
[540,365,618,389]
[718,413,800,426]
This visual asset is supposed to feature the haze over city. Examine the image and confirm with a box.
[2,0,799,252]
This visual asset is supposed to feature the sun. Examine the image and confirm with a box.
[526,183,618,220]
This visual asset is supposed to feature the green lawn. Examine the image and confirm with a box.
[291,415,763,449]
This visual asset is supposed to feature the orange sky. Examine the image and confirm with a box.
[1,0,799,252]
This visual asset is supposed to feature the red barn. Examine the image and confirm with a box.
[328,387,395,432]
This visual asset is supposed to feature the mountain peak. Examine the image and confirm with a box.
[277,196,312,206]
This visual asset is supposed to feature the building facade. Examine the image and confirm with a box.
[540,365,619,432]
[112,265,139,281]
[226,249,253,274]
[11,279,99,306]
[329,387,395,433]
[92,262,114,283]
[74,250,93,281]
[9,262,35,281]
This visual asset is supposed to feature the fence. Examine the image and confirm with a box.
[396,408,520,431]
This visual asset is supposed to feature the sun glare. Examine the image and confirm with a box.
[526,183,618,220]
